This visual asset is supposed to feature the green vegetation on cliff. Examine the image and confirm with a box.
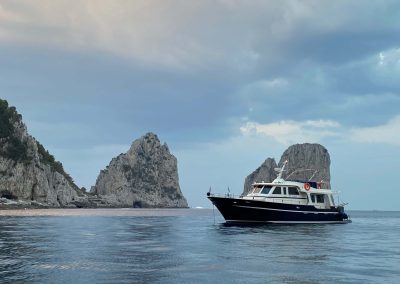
[0,99,29,162]
[0,99,22,138]
[0,98,79,191]
[36,141,79,191]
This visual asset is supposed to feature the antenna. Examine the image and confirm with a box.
[276,160,288,180]
[286,168,317,179]
[308,170,319,181]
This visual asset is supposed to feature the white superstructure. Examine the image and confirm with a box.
[243,161,337,210]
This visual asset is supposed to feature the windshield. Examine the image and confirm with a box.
[252,185,263,194]
[261,186,273,194]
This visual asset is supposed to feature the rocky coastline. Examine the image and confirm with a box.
[0,99,188,209]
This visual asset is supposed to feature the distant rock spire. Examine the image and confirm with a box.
[279,143,331,188]
[243,143,331,194]
[92,132,188,208]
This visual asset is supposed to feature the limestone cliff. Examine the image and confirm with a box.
[243,143,331,194]
[91,133,188,208]
[279,143,331,188]
[0,99,84,207]
[243,158,277,195]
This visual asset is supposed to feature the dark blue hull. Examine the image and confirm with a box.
[208,196,351,224]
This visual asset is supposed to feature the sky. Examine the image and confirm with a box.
[1,0,400,210]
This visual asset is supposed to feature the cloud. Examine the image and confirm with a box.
[0,3,22,23]
[2,1,399,147]
[377,48,400,67]
[0,1,222,69]
[241,78,289,94]
[1,0,400,72]
[350,115,400,145]
[240,119,341,145]
[371,48,400,89]
[240,115,400,146]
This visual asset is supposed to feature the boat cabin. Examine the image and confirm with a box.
[244,182,335,209]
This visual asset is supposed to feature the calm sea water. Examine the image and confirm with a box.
[0,209,399,283]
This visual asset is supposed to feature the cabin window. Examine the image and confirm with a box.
[252,185,263,193]
[272,187,282,195]
[310,194,325,203]
[252,186,263,194]
[288,187,299,195]
[283,187,287,195]
[330,195,335,206]
[316,194,325,203]
[261,186,272,194]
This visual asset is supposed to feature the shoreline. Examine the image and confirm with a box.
[0,197,190,210]
[0,207,211,217]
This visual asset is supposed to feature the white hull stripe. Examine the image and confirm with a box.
[233,205,338,214]
[226,220,350,224]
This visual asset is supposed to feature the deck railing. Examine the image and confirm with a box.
[207,192,240,198]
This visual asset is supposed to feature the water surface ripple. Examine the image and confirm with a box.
[0,209,399,283]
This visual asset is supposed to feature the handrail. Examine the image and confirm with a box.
[207,193,239,198]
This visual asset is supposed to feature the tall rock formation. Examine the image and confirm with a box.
[243,143,331,194]
[0,99,84,207]
[279,143,331,188]
[91,133,188,208]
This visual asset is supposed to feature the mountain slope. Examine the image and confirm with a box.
[0,99,83,207]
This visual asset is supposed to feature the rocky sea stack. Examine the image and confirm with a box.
[0,99,188,208]
[91,133,188,208]
[243,143,331,195]
[0,99,86,207]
